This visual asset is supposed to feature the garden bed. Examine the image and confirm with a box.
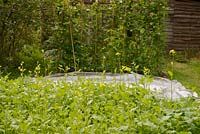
[1,76,200,133]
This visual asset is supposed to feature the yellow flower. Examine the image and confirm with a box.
[20,61,24,66]
[65,66,70,72]
[135,65,139,72]
[168,70,173,79]
[143,67,150,76]
[121,66,131,73]
[169,49,176,56]
[115,52,121,56]
[35,64,41,71]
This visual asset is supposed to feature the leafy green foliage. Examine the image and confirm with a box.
[0,0,168,76]
[0,0,41,66]
[117,0,167,74]
[0,76,200,133]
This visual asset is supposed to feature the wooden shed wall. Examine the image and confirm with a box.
[167,0,200,51]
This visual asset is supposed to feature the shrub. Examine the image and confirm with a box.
[1,0,168,76]
[49,0,168,75]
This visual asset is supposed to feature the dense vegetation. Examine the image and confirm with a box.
[0,76,200,133]
[0,0,168,76]
[3,1,199,133]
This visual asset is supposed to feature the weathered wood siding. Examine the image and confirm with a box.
[168,0,200,51]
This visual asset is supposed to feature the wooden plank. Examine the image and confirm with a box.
[167,0,200,51]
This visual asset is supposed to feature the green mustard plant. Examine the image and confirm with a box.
[168,49,176,100]
[18,61,26,77]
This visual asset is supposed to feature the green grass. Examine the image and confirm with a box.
[0,76,200,133]
[173,59,200,94]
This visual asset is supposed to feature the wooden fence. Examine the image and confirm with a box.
[167,0,200,51]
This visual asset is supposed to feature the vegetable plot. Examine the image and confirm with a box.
[0,77,200,133]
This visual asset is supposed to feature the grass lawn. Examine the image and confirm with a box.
[173,58,200,94]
